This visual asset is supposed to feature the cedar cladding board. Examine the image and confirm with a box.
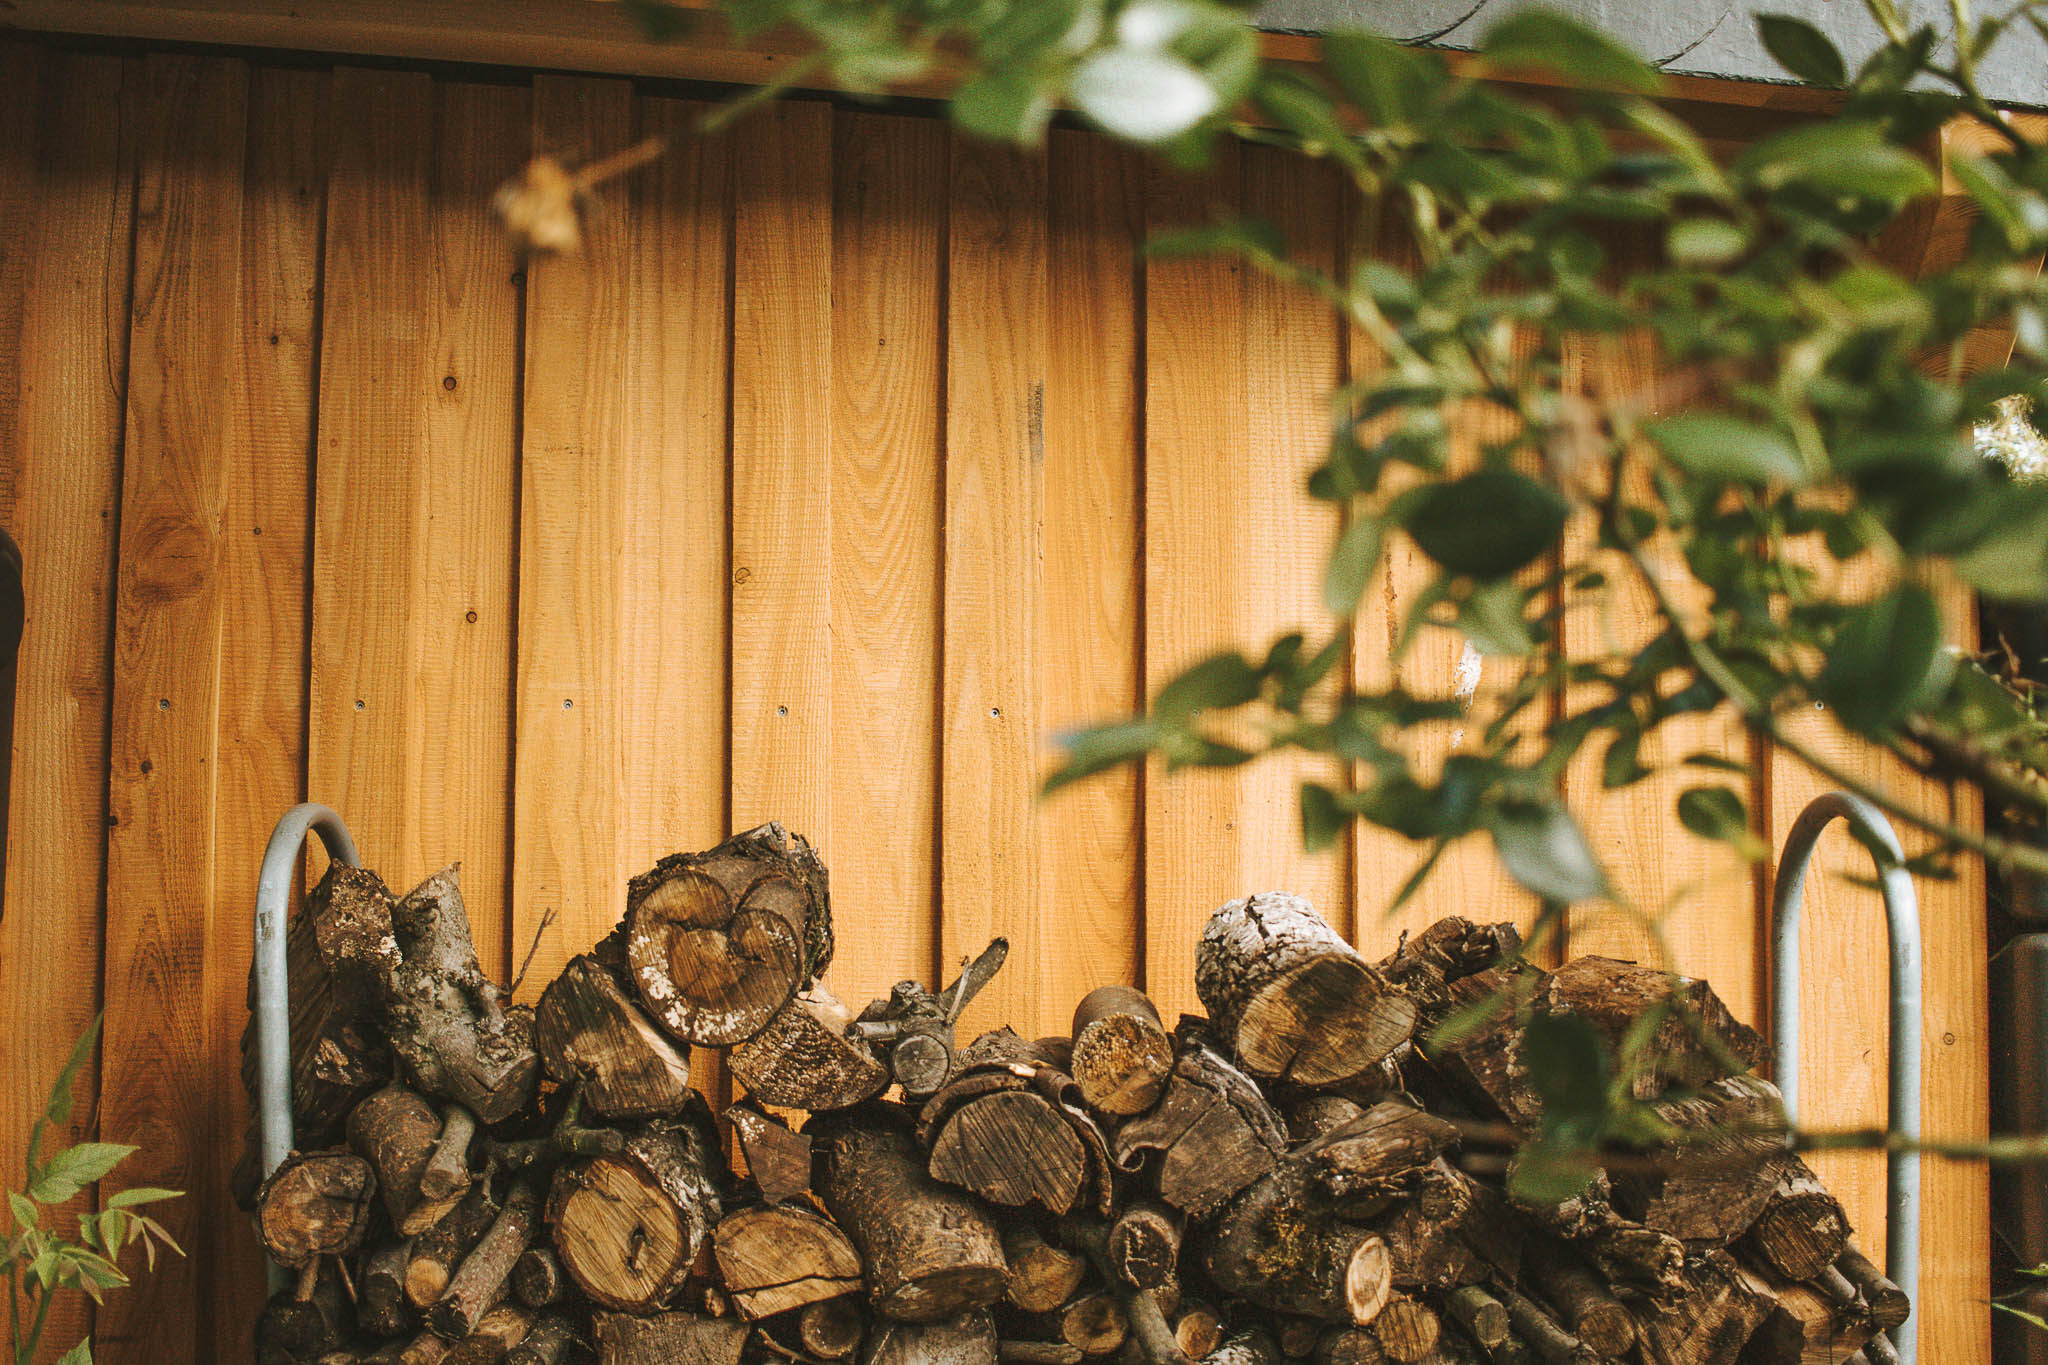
[1258,0,2048,106]
[0,33,1991,1365]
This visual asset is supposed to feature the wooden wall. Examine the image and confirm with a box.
[0,35,1988,1363]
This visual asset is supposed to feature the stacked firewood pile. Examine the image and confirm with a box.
[242,822,1908,1365]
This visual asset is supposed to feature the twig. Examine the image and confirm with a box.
[509,907,559,998]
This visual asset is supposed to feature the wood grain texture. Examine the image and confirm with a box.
[730,99,832,847]
[0,42,133,1363]
[1239,145,1349,942]
[512,75,633,994]
[205,63,324,1360]
[829,111,945,1011]
[620,94,734,1100]
[1039,129,1144,1015]
[97,53,247,1364]
[1142,149,1247,1023]
[942,136,1049,1038]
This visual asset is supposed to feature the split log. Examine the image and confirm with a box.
[1537,957,1766,1096]
[1108,1201,1183,1290]
[1195,894,1416,1087]
[815,1106,1008,1322]
[1201,1157,1394,1324]
[1002,1224,1088,1312]
[1732,1262,1876,1365]
[351,1085,463,1234]
[1741,1161,1852,1283]
[728,983,889,1111]
[512,1247,566,1309]
[361,1240,417,1337]
[387,866,542,1123]
[1311,1327,1385,1365]
[1629,1250,1769,1365]
[504,1313,579,1365]
[444,1304,535,1364]
[1376,918,1523,1029]
[423,1104,479,1202]
[1287,1096,1368,1145]
[1172,1303,1225,1359]
[712,1201,863,1317]
[802,1296,868,1360]
[409,1183,503,1308]
[1614,1075,1785,1246]
[727,1102,814,1205]
[1111,1041,1287,1219]
[1521,1249,1634,1357]
[1411,966,1543,1127]
[535,953,694,1119]
[549,1113,723,1312]
[1836,1246,1909,1330]
[360,1335,452,1365]
[1373,1160,1490,1289]
[624,823,833,1046]
[863,1311,999,1365]
[919,1037,1112,1217]
[256,1150,377,1268]
[1515,1169,1680,1303]
[1442,1286,1509,1352]
[1301,1102,1459,1209]
[1370,1298,1439,1364]
[1070,986,1175,1118]
[590,1310,748,1365]
[430,1178,540,1339]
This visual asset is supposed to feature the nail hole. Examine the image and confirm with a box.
[252,526,262,535]
[777,706,788,717]
[157,698,169,710]
[466,610,478,623]
[355,699,365,711]
[1944,1031,1957,1045]
[267,333,279,345]
[139,760,152,774]
[442,375,458,392]
[510,271,526,286]
[990,707,1001,718]
[563,698,574,709]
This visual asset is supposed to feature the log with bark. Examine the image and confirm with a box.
[1200,1153,1395,1325]
[711,1201,863,1317]
[1195,894,1416,1088]
[624,823,833,1047]
[590,1310,748,1365]
[1111,1036,1288,1219]
[728,982,890,1111]
[351,1085,465,1235]
[726,1102,814,1205]
[1070,986,1175,1118]
[917,1030,1113,1217]
[535,950,694,1120]
[256,1150,379,1269]
[548,1112,723,1312]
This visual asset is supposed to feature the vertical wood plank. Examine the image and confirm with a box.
[98,53,247,1365]
[511,75,634,993]
[829,111,945,1008]
[1039,129,1144,1009]
[1239,145,1349,940]
[0,42,133,1362]
[308,67,433,888]
[1142,150,1247,1022]
[942,136,1050,1037]
[419,80,528,982]
[619,94,734,1100]
[731,101,832,841]
[205,63,325,1360]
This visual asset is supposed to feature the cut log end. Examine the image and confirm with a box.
[550,1157,695,1311]
[255,1151,378,1269]
[1237,957,1417,1087]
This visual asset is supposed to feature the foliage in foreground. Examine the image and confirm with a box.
[4,1019,182,1365]
[613,0,2048,930]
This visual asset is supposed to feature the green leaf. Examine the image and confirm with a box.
[9,1190,38,1230]
[1601,730,1650,790]
[1757,14,1847,85]
[1301,783,1347,852]
[44,1015,102,1131]
[1155,651,1263,720]
[1676,785,1767,859]
[1508,1132,1602,1204]
[1484,798,1608,903]
[1044,720,1159,795]
[1666,218,1748,267]
[1737,120,1936,202]
[1480,10,1660,93]
[1323,31,1438,126]
[1816,584,1946,733]
[617,0,696,42]
[54,1339,93,1365]
[952,68,1055,143]
[42,1144,136,1191]
[1324,515,1384,615]
[105,1186,182,1210]
[1458,579,1538,656]
[1072,47,1219,143]
[1403,470,1569,579]
[1523,1012,1611,1122]
[1646,414,1806,485]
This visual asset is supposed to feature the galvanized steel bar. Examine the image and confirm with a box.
[1769,790,1922,1364]
[254,802,361,1289]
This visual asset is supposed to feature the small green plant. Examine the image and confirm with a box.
[4,1018,182,1365]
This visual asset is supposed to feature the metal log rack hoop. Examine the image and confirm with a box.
[1769,789,1922,1364]
[253,802,363,1289]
